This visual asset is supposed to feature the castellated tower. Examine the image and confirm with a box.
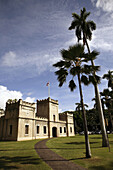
[37,97,59,137]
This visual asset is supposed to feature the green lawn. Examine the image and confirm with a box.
[47,134,113,170]
[1,135,113,170]
[0,139,51,170]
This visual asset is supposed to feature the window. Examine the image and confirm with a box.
[53,115,55,122]
[37,126,39,134]
[44,126,46,134]
[60,127,62,133]
[70,127,72,133]
[64,127,66,133]
[25,125,29,135]
[9,125,12,135]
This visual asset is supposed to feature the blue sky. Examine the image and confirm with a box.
[0,0,113,112]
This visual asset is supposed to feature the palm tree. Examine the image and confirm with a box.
[103,70,113,90]
[75,102,88,114]
[53,44,100,158]
[100,89,113,132]
[69,7,108,147]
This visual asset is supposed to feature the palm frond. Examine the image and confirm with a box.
[87,20,96,31]
[55,68,68,87]
[95,75,101,84]
[72,13,80,20]
[81,75,89,85]
[69,79,76,91]
[92,65,100,72]
[69,20,80,30]
[70,67,78,76]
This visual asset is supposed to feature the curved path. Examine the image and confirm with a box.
[35,138,86,170]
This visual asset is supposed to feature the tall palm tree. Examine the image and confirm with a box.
[69,7,108,147]
[103,70,113,90]
[53,44,100,158]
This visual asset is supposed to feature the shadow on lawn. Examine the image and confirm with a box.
[0,156,41,169]
[90,136,102,139]
[89,160,113,170]
[0,148,35,152]
[65,141,99,145]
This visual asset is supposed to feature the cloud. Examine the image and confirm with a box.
[1,50,60,75]
[1,51,23,67]
[89,26,113,52]
[0,85,22,109]
[96,0,113,12]
[25,97,35,103]
[0,85,36,109]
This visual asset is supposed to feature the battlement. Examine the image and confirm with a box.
[6,100,19,111]
[19,99,35,108]
[37,97,58,105]
[36,116,48,121]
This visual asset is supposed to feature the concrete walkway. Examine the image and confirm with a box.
[35,138,86,170]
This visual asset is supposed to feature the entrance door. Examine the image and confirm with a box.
[52,127,57,137]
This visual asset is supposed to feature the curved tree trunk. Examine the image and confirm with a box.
[84,37,108,147]
[101,99,108,130]
[77,73,91,158]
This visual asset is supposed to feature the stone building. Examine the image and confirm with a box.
[0,97,75,141]
[0,109,4,118]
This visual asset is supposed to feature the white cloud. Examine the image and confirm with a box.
[0,85,36,109]
[25,97,35,103]
[2,51,20,67]
[1,50,60,75]
[26,92,33,96]
[96,0,113,12]
[89,26,113,52]
[0,85,22,109]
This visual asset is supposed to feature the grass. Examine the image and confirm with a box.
[47,134,113,170]
[0,139,51,170]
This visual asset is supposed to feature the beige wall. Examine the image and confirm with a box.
[50,102,59,122]
[19,99,35,119]
[17,118,35,141]
[1,118,18,141]
[0,98,75,141]
[35,119,48,139]
[37,99,49,118]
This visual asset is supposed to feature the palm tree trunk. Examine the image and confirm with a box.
[108,108,113,133]
[84,37,108,147]
[77,73,91,158]
[101,99,108,130]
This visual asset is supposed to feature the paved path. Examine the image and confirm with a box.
[35,138,86,170]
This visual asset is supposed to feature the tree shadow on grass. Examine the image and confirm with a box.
[65,141,85,145]
[90,136,102,139]
[89,160,113,170]
[65,141,99,145]
[69,157,86,161]
[0,148,35,152]
[0,156,41,169]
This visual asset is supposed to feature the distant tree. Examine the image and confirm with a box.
[75,103,88,133]
[86,109,100,131]
[75,102,88,113]
[73,110,83,133]
[69,7,108,147]
[103,70,113,90]
[100,89,113,132]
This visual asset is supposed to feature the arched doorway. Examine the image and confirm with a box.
[52,127,57,137]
